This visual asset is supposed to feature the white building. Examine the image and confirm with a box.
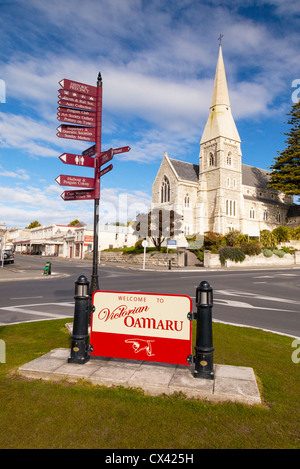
[152,44,296,238]
[12,223,138,258]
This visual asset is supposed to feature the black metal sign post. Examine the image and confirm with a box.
[194,280,215,379]
[89,73,102,297]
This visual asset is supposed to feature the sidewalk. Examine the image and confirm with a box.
[17,347,262,406]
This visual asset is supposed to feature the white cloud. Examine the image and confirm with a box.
[0,165,30,180]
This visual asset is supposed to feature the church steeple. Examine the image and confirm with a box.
[200,43,240,144]
[211,44,230,108]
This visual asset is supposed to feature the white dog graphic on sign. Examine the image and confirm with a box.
[125,338,155,357]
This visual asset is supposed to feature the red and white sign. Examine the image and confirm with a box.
[98,148,114,166]
[58,89,97,103]
[99,164,113,178]
[57,125,96,142]
[90,291,192,365]
[59,153,95,168]
[112,146,131,154]
[58,99,96,112]
[56,174,95,188]
[57,108,96,126]
[59,79,97,97]
[82,144,96,157]
[60,189,95,201]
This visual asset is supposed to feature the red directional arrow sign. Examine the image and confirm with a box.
[57,107,96,126]
[58,99,97,112]
[59,153,95,168]
[59,79,97,97]
[58,88,97,103]
[82,144,96,157]
[56,174,95,188]
[61,189,95,201]
[99,164,113,178]
[57,125,96,142]
[98,148,114,166]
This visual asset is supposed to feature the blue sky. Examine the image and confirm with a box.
[0,0,299,229]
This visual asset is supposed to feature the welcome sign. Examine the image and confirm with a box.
[90,291,192,365]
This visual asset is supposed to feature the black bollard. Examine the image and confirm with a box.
[194,280,214,379]
[68,274,90,364]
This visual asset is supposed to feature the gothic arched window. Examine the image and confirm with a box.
[209,152,215,167]
[184,194,190,208]
[161,176,170,203]
[227,152,232,166]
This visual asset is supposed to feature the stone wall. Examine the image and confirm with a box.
[204,250,300,268]
[98,251,179,267]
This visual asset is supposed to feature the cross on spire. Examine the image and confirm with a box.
[218,34,224,45]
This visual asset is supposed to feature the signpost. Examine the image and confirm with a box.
[142,240,148,270]
[59,153,95,168]
[56,72,131,295]
[60,189,95,201]
[90,291,193,365]
[55,175,95,188]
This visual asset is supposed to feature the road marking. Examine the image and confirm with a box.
[0,302,74,322]
[213,298,297,312]
[215,289,300,305]
[10,296,43,300]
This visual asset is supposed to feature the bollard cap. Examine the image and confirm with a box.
[75,274,90,297]
[196,280,213,307]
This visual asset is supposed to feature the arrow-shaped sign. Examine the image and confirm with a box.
[56,174,95,188]
[59,79,97,97]
[99,164,113,178]
[59,153,95,168]
[57,108,96,126]
[98,148,114,166]
[61,189,95,201]
[57,125,96,142]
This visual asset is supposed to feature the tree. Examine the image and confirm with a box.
[25,220,41,229]
[268,100,300,195]
[69,219,86,226]
[132,208,183,251]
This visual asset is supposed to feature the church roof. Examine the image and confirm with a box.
[169,158,199,183]
[168,158,272,190]
[242,164,270,189]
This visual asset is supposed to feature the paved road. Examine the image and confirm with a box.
[0,255,299,337]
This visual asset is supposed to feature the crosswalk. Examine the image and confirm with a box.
[0,302,74,325]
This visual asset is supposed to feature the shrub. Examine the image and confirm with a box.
[223,230,242,247]
[260,230,276,249]
[204,231,224,253]
[218,247,246,266]
[291,226,300,240]
[272,249,285,258]
[262,248,273,257]
[281,246,295,255]
[240,242,262,256]
[272,226,291,243]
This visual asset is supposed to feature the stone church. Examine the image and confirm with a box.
[151,44,296,239]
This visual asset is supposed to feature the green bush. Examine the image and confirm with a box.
[260,230,276,249]
[272,226,291,243]
[272,249,285,257]
[291,226,300,240]
[223,230,242,247]
[204,231,224,252]
[262,248,273,257]
[281,246,295,255]
[218,247,246,266]
[240,242,262,256]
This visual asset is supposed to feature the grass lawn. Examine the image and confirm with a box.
[0,319,299,449]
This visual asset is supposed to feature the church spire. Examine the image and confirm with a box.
[200,42,240,144]
[211,44,230,108]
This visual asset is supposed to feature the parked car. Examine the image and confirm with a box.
[2,249,14,264]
